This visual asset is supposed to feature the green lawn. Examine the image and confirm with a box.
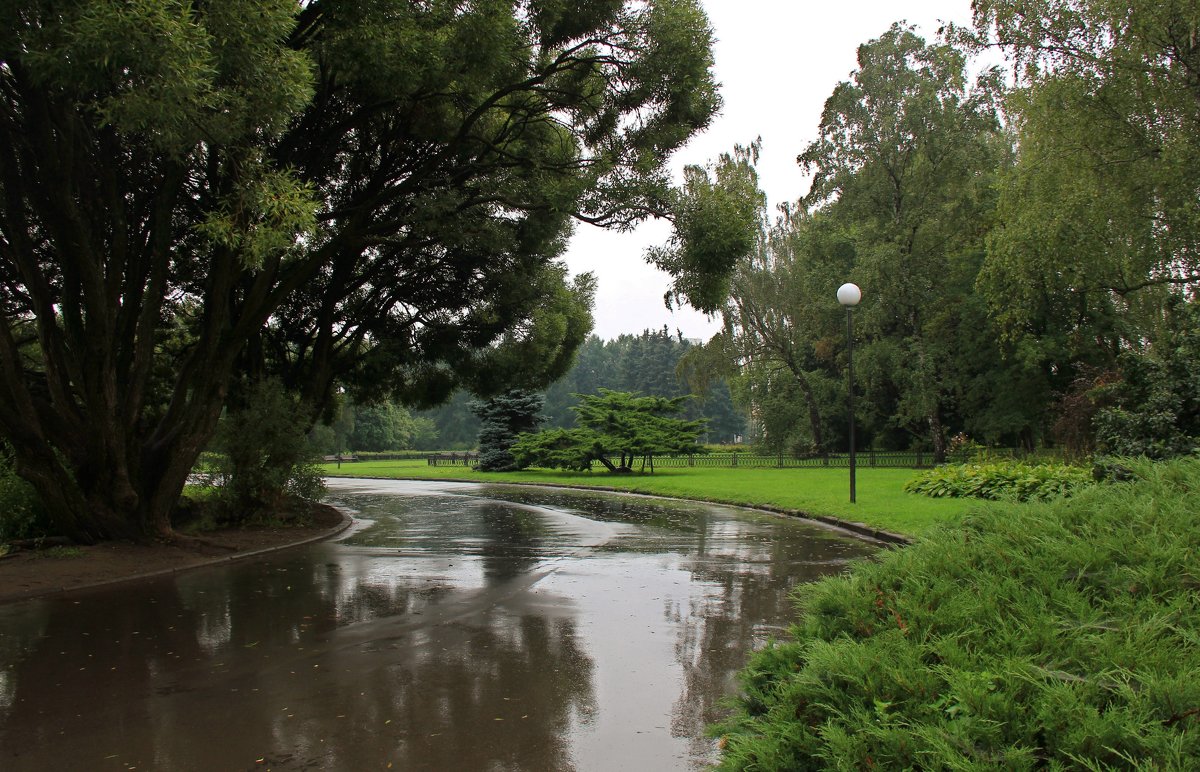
[321,459,980,538]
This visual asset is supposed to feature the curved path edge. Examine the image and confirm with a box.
[0,506,355,605]
[329,475,912,547]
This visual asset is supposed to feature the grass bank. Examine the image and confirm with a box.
[714,457,1200,769]
[320,459,977,538]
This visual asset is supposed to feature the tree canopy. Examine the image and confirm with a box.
[0,0,736,541]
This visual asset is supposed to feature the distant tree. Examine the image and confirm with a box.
[418,392,481,450]
[543,330,745,441]
[513,389,706,473]
[348,403,416,453]
[472,390,545,472]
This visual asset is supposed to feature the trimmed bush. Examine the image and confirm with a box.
[905,459,1093,501]
[715,458,1200,769]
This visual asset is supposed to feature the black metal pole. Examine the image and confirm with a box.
[847,306,856,503]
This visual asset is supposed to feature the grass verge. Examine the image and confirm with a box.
[713,457,1200,769]
[320,460,978,537]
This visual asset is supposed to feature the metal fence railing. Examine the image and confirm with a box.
[427,452,479,467]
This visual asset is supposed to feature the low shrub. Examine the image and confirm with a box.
[0,445,51,541]
[207,379,325,521]
[351,450,441,461]
[715,457,1200,769]
[905,459,1093,502]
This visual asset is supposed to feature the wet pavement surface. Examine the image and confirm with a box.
[0,480,878,770]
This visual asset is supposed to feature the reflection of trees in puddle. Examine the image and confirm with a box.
[476,502,550,583]
[664,519,878,764]
[0,603,48,718]
[0,548,595,770]
[477,485,709,532]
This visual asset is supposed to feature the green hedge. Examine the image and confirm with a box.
[715,458,1200,769]
[905,459,1093,501]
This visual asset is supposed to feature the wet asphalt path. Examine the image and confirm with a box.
[0,479,878,771]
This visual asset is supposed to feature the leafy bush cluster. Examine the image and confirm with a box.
[205,380,325,521]
[716,458,1200,769]
[0,444,50,541]
[905,460,1093,502]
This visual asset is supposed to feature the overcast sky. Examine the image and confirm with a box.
[563,0,979,341]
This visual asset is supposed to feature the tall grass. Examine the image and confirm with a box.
[714,457,1200,769]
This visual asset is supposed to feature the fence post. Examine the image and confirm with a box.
[822,453,829,467]
[870,448,876,467]
[916,450,924,468]
[731,453,737,468]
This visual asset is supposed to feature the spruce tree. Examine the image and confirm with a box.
[472,391,545,472]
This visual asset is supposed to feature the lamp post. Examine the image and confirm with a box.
[837,283,861,503]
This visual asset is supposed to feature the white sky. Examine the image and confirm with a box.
[563,0,979,341]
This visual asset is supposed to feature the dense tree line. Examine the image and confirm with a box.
[413,327,746,449]
[543,328,745,442]
[693,8,1199,461]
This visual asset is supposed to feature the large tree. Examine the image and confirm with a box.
[968,0,1200,335]
[691,201,850,454]
[0,0,733,542]
[965,0,1200,434]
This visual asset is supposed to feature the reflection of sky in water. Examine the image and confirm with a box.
[0,480,878,771]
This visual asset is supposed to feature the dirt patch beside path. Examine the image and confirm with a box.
[0,503,348,604]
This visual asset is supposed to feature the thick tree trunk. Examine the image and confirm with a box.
[794,371,825,450]
[6,394,223,543]
[929,410,948,465]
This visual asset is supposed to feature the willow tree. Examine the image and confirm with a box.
[0,0,733,542]
[967,0,1200,371]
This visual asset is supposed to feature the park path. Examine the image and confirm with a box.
[0,479,877,771]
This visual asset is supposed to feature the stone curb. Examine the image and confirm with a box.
[326,475,912,547]
[0,507,355,605]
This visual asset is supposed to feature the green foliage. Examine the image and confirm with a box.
[1093,298,1200,459]
[347,403,420,453]
[209,380,325,519]
[716,457,1200,769]
[905,460,1093,502]
[513,389,707,472]
[968,1,1200,344]
[963,2,1200,453]
[0,443,50,541]
[648,142,766,313]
